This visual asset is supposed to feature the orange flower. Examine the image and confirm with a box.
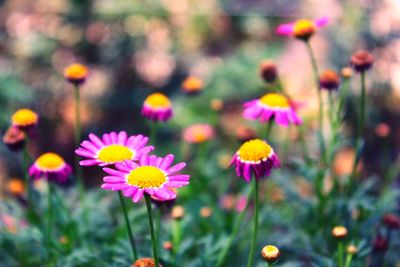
[7,179,25,196]
[64,63,89,85]
[182,76,204,94]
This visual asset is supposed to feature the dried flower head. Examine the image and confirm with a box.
[132,258,162,267]
[261,245,280,263]
[259,60,278,83]
[64,63,89,85]
[2,126,25,151]
[182,76,204,95]
[319,70,340,91]
[350,50,374,72]
[332,226,348,239]
[172,205,185,220]
[382,214,400,230]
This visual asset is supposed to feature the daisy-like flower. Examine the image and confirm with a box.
[64,63,89,85]
[29,153,72,183]
[142,93,173,122]
[276,16,329,40]
[102,154,189,203]
[75,131,154,166]
[11,108,39,131]
[230,139,280,182]
[243,93,302,127]
[182,76,204,95]
[182,124,214,144]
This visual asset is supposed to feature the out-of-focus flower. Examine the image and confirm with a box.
[132,258,162,267]
[200,206,212,218]
[11,109,38,131]
[183,124,214,144]
[332,148,361,176]
[382,214,400,230]
[7,179,25,196]
[102,155,189,203]
[350,50,374,73]
[63,63,89,85]
[59,236,69,245]
[172,205,185,220]
[347,245,358,255]
[332,226,348,239]
[373,234,388,251]
[319,70,340,91]
[29,153,72,183]
[261,245,280,263]
[235,125,257,142]
[0,214,27,233]
[230,139,280,182]
[243,93,302,127]
[2,126,25,152]
[375,123,391,138]
[75,132,153,166]
[259,60,278,83]
[276,16,329,41]
[210,98,224,112]
[142,93,173,122]
[182,76,204,95]
[163,241,173,251]
[235,195,247,212]
[341,67,353,79]
[220,194,235,210]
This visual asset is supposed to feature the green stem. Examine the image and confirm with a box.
[22,138,32,206]
[172,219,181,266]
[344,254,353,267]
[264,121,273,140]
[298,124,311,165]
[246,179,259,267]
[118,191,138,261]
[338,241,344,267]
[268,263,274,267]
[46,183,54,264]
[145,194,160,267]
[150,121,158,145]
[305,41,326,163]
[73,85,84,193]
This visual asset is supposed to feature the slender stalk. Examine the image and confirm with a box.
[46,183,54,264]
[305,41,326,163]
[246,179,259,267]
[298,124,311,165]
[118,191,138,261]
[150,121,158,145]
[338,241,344,267]
[328,91,335,129]
[22,138,32,206]
[73,85,84,192]
[172,219,181,266]
[268,263,273,267]
[264,121,273,140]
[344,254,353,267]
[145,194,160,267]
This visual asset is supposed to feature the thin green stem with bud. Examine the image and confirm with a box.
[337,241,344,267]
[246,178,259,267]
[118,191,138,261]
[145,194,160,267]
[73,85,84,194]
[344,253,353,267]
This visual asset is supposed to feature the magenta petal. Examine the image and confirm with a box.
[314,16,329,28]
[132,190,144,203]
[89,133,104,148]
[79,159,99,166]
[276,23,294,35]
[166,162,186,174]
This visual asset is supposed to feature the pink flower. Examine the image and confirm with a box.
[276,16,329,40]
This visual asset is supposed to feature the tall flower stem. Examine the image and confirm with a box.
[118,191,138,261]
[22,137,32,206]
[337,241,344,267]
[351,72,366,178]
[246,178,260,267]
[145,194,160,267]
[172,218,182,267]
[73,85,84,193]
[150,121,158,146]
[46,183,54,264]
[344,253,353,267]
[305,41,326,163]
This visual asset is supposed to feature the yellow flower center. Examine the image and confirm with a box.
[97,145,134,164]
[262,245,279,257]
[144,93,171,108]
[64,64,88,80]
[36,153,65,170]
[127,166,167,189]
[238,139,272,162]
[293,19,316,38]
[259,93,289,108]
[11,109,38,126]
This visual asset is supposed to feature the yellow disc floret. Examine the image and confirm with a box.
[259,93,289,108]
[144,93,171,109]
[238,139,272,162]
[11,109,38,127]
[36,153,65,170]
[97,145,134,164]
[64,63,88,80]
[293,19,316,39]
[127,166,167,189]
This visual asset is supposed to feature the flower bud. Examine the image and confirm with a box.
[171,205,185,220]
[182,76,204,95]
[261,245,280,263]
[3,126,25,151]
[347,245,358,255]
[210,98,224,112]
[350,50,374,72]
[332,226,348,239]
[259,60,278,83]
[64,63,89,85]
[319,70,340,91]
[341,67,353,79]
[163,241,173,251]
[200,206,212,218]
[7,179,25,196]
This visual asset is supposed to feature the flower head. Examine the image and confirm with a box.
[64,63,89,85]
[341,67,353,79]
[276,16,329,40]
[142,93,173,122]
[182,76,204,95]
[11,109,39,131]
[132,258,162,267]
[76,131,153,166]
[102,154,189,203]
[171,205,185,220]
[230,139,280,182]
[29,153,72,183]
[261,245,280,263]
[350,50,374,72]
[7,179,25,196]
[319,70,340,91]
[347,245,358,255]
[332,226,348,239]
[243,93,302,127]
[183,124,214,144]
[259,60,278,83]
[382,214,400,230]
[3,126,25,151]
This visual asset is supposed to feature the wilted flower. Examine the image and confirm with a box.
[7,179,25,196]
[319,70,340,91]
[259,60,278,83]
[142,93,173,122]
[230,139,280,182]
[350,50,374,73]
[11,109,38,132]
[132,258,162,267]
[347,245,358,255]
[172,205,185,220]
[276,16,329,41]
[102,154,189,203]
[2,126,25,151]
[261,245,280,263]
[382,214,400,230]
[64,63,89,85]
[182,76,204,95]
[76,131,153,166]
[29,153,72,183]
[332,226,348,239]
[243,93,302,127]
[183,124,214,144]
